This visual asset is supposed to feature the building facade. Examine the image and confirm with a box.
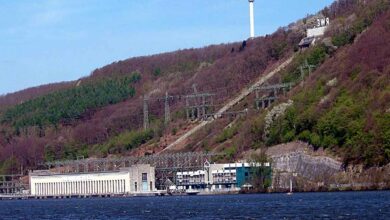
[176,162,271,191]
[129,164,155,192]
[29,164,155,196]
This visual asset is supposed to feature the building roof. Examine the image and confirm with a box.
[299,37,315,48]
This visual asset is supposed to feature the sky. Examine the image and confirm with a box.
[0,0,334,95]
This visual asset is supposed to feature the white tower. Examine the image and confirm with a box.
[249,0,255,39]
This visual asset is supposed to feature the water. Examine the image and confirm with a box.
[0,191,389,219]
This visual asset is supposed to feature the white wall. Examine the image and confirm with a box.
[30,165,157,196]
[30,171,130,196]
[307,26,327,38]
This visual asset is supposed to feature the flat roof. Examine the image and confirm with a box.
[30,170,129,177]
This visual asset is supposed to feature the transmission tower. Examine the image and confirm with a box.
[300,59,316,86]
[192,84,199,120]
[164,92,170,125]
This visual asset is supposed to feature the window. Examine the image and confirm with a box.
[150,181,153,191]
[142,173,147,182]
[134,182,137,191]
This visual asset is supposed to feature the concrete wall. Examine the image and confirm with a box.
[207,164,224,184]
[128,164,155,193]
[30,171,130,196]
[307,26,327,38]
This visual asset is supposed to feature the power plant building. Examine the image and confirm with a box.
[176,162,271,191]
[29,164,155,197]
[28,160,271,197]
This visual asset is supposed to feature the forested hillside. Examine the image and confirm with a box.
[1,74,140,132]
[180,0,390,167]
[0,0,389,174]
[266,2,390,167]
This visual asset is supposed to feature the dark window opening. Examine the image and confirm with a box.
[142,173,147,182]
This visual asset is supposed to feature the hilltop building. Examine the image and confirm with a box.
[299,17,330,49]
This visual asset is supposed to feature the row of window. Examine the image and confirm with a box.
[34,179,126,196]
[176,176,237,185]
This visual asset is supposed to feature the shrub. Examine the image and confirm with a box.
[224,145,237,159]
[153,68,162,77]
[95,129,154,155]
[281,44,328,84]
[130,71,141,83]
[171,127,178,135]
[215,124,239,143]
[298,130,311,142]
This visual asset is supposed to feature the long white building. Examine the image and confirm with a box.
[29,164,155,196]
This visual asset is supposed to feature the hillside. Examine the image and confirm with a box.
[0,0,389,176]
[0,19,302,174]
[176,0,390,168]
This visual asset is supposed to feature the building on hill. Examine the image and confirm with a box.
[299,17,330,49]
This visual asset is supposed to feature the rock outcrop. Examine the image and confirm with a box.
[264,141,390,192]
[266,142,342,191]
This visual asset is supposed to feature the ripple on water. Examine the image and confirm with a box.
[0,191,389,219]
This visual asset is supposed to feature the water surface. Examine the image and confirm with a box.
[0,191,389,219]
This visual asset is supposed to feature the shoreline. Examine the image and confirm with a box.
[2,188,390,201]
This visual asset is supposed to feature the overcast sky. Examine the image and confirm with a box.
[0,0,334,95]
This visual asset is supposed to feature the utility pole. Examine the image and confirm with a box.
[143,95,149,130]
[185,97,190,120]
[192,84,200,119]
[306,59,316,74]
[300,65,305,87]
[305,59,310,74]
[202,95,206,118]
[164,92,170,125]
[300,60,316,87]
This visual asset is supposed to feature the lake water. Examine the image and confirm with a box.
[0,191,389,219]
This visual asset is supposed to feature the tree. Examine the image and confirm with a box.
[248,150,272,192]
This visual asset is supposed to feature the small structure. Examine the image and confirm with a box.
[299,17,330,49]
[29,164,156,197]
[0,175,26,195]
[298,36,316,49]
[128,164,155,193]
